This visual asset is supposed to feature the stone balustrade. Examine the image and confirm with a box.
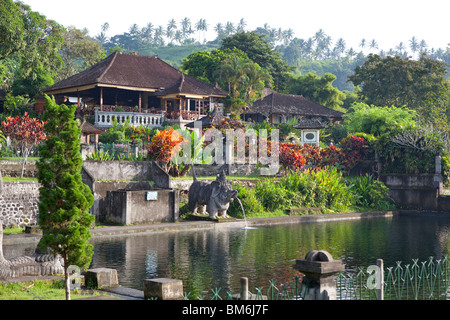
[94,108,165,129]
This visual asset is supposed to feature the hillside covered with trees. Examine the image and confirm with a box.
[1,0,449,130]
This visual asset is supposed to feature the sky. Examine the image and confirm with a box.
[22,0,449,51]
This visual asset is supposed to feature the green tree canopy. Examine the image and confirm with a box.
[0,0,64,92]
[348,54,450,130]
[221,31,292,90]
[181,48,271,116]
[57,26,106,81]
[343,102,417,136]
[286,72,347,112]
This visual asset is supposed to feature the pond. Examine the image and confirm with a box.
[89,213,450,293]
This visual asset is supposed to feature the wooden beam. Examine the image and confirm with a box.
[97,83,157,92]
[43,84,98,95]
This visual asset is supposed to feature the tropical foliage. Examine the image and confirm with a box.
[1,112,46,177]
[227,167,393,218]
[348,54,449,131]
[147,128,183,164]
[343,103,417,136]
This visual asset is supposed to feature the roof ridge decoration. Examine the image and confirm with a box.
[97,51,119,83]
[178,73,185,92]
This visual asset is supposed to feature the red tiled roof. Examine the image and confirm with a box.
[44,52,226,97]
[248,88,343,119]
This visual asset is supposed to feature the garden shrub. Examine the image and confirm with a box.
[345,174,393,209]
[228,167,393,217]
[227,183,264,218]
[377,125,449,178]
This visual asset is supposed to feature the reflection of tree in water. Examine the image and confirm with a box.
[89,215,450,293]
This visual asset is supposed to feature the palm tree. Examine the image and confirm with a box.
[219,55,270,115]
[225,22,235,36]
[314,29,326,44]
[283,28,294,45]
[214,23,224,40]
[141,22,154,45]
[369,39,378,53]
[195,19,208,43]
[154,26,165,46]
[315,33,332,59]
[166,19,177,44]
[174,30,183,45]
[95,22,109,45]
[347,47,357,59]
[359,38,366,52]
[335,38,346,58]
[181,17,193,39]
[409,36,419,57]
[419,39,428,55]
[236,18,247,33]
[395,42,407,56]
[304,38,314,60]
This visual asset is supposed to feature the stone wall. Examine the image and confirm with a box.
[107,189,180,224]
[381,174,442,211]
[0,181,40,227]
[81,161,173,222]
[0,160,38,177]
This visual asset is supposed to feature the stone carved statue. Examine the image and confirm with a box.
[188,169,238,219]
[0,221,64,280]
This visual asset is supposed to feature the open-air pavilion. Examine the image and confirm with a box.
[43,51,227,128]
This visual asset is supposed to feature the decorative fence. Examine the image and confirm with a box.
[94,108,165,129]
[181,277,309,301]
[337,256,449,300]
[178,256,449,301]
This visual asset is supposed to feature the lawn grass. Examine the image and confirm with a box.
[2,177,38,182]
[0,157,40,162]
[0,279,107,300]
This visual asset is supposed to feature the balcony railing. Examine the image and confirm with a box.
[94,108,165,129]
[165,111,204,121]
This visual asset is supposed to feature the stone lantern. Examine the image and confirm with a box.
[293,250,345,300]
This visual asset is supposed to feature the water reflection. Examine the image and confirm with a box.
[90,214,450,292]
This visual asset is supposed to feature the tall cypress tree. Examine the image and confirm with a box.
[37,95,94,300]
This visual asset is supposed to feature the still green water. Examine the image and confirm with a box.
[90,213,450,293]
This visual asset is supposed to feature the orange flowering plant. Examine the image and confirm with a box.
[147,128,183,172]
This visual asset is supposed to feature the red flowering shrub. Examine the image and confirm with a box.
[279,142,305,171]
[339,135,369,169]
[1,112,46,177]
[319,144,344,168]
[299,143,322,166]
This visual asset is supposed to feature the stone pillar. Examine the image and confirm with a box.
[143,278,183,300]
[293,250,345,300]
[85,268,118,289]
[240,277,249,300]
[435,154,443,191]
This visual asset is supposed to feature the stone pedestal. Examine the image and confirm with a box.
[293,250,345,300]
[85,268,118,289]
[143,278,183,300]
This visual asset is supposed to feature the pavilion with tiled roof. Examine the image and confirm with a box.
[43,51,227,122]
[244,88,343,124]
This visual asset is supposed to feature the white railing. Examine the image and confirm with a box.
[94,108,165,129]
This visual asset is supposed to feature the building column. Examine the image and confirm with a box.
[100,87,103,111]
[139,92,142,113]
